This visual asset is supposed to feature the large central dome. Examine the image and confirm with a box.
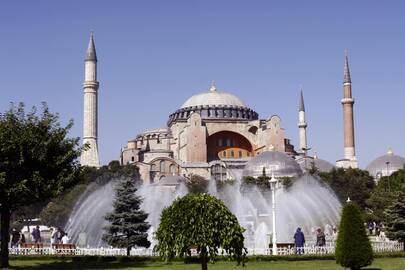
[168,83,258,126]
[181,84,246,108]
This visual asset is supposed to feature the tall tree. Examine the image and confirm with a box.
[319,168,375,210]
[0,103,81,268]
[103,178,150,256]
[336,201,373,270]
[385,186,405,251]
[368,168,405,221]
[155,193,246,270]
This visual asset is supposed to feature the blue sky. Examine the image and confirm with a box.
[1,0,404,167]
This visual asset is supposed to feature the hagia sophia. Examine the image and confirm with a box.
[80,33,405,183]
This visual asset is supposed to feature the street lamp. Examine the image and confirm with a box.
[269,173,279,255]
[385,161,391,192]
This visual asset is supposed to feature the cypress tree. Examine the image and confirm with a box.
[336,201,373,270]
[385,186,405,251]
[103,178,150,255]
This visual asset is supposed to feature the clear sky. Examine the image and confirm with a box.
[1,0,404,167]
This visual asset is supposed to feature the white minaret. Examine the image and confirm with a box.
[298,89,308,155]
[81,32,100,167]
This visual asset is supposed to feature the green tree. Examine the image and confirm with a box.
[185,174,209,193]
[39,161,141,227]
[319,168,375,210]
[368,168,405,221]
[385,186,405,251]
[155,193,246,270]
[336,201,373,270]
[0,103,81,268]
[103,178,150,256]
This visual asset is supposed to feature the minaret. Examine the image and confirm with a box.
[298,88,308,155]
[337,50,357,168]
[81,32,100,167]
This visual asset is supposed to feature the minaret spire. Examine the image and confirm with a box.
[298,87,308,155]
[86,32,97,61]
[344,49,351,84]
[81,32,100,167]
[337,50,357,168]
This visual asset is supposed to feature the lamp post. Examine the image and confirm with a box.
[269,173,279,255]
[385,161,391,192]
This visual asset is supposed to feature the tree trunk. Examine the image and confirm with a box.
[201,247,208,270]
[127,246,131,256]
[0,207,11,269]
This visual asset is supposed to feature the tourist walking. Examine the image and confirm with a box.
[294,227,305,255]
[31,226,41,243]
[50,228,58,246]
[316,228,326,253]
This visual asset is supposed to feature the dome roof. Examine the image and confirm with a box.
[296,156,334,173]
[181,84,246,108]
[242,151,303,178]
[366,149,405,178]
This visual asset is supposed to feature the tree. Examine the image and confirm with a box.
[155,193,246,270]
[39,161,141,227]
[385,186,405,251]
[368,168,405,221]
[185,174,209,193]
[0,103,81,268]
[103,178,150,256]
[319,168,375,210]
[336,201,373,270]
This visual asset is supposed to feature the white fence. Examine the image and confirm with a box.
[8,241,403,257]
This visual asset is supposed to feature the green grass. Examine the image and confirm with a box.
[3,258,405,270]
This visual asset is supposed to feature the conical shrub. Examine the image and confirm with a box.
[335,201,373,270]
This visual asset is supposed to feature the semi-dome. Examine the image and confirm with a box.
[366,149,405,178]
[296,156,334,173]
[242,151,303,178]
[181,86,246,108]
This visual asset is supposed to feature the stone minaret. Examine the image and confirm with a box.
[337,51,357,168]
[81,32,100,167]
[298,89,308,155]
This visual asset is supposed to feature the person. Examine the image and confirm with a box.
[331,227,338,242]
[50,228,58,246]
[31,226,41,243]
[19,231,26,246]
[294,227,305,255]
[316,228,326,252]
[10,229,20,248]
[61,233,69,244]
[368,222,374,235]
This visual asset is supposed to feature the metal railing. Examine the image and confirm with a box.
[8,240,403,257]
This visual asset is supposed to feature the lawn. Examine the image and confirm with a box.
[4,258,405,270]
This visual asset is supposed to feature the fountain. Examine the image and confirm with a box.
[65,174,341,249]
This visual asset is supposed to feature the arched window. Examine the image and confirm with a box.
[238,151,242,158]
[169,164,176,175]
[160,160,165,172]
[231,150,234,158]
[223,151,226,157]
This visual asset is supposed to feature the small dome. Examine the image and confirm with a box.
[181,85,246,108]
[296,156,334,173]
[157,175,186,186]
[366,149,405,178]
[242,151,303,178]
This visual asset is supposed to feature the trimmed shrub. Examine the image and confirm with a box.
[336,201,373,270]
